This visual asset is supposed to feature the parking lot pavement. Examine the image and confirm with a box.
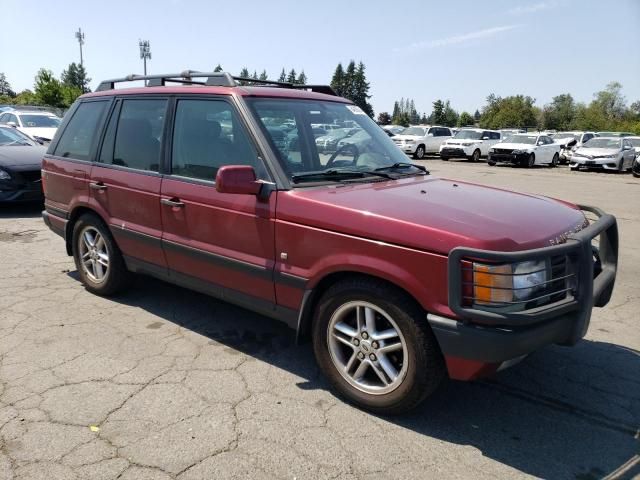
[0,161,638,480]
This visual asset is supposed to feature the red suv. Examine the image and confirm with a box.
[42,71,618,414]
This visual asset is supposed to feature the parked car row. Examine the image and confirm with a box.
[0,108,62,143]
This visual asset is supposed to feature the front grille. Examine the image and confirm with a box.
[19,170,42,183]
[493,148,514,154]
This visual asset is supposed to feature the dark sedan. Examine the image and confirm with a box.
[0,126,46,203]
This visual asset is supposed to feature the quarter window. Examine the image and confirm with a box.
[101,99,167,172]
[171,99,265,181]
[53,101,108,161]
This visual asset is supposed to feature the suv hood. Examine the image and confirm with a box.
[278,176,586,254]
[393,134,423,141]
[493,142,537,150]
[446,139,482,145]
[19,127,57,141]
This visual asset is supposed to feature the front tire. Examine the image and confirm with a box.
[527,153,535,168]
[470,149,481,162]
[440,156,449,161]
[633,159,640,178]
[312,277,445,415]
[413,145,426,160]
[72,214,130,296]
[550,153,559,168]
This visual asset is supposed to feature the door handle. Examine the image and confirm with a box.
[89,182,107,191]
[161,198,185,208]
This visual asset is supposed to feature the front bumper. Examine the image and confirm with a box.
[488,152,529,165]
[570,156,620,170]
[0,183,43,203]
[431,205,618,364]
[440,146,474,158]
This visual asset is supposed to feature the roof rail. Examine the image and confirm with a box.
[95,71,337,96]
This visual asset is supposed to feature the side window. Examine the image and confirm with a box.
[0,113,7,123]
[102,99,167,172]
[427,128,435,136]
[171,99,265,181]
[582,133,593,143]
[490,131,501,140]
[53,101,108,161]
[9,114,18,125]
[443,128,452,136]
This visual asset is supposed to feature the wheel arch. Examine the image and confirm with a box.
[65,205,110,255]
[296,270,425,344]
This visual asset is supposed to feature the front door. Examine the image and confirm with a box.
[160,97,276,305]
[91,97,169,269]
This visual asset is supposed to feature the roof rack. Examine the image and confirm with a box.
[95,70,337,96]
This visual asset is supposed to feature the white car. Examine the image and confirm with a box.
[392,125,452,159]
[488,133,561,168]
[439,128,502,162]
[570,137,636,172]
[550,131,597,164]
[0,110,61,142]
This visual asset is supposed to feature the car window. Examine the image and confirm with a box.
[491,131,501,140]
[18,114,60,128]
[582,133,593,142]
[101,99,167,172]
[171,99,266,181]
[53,101,108,161]
[0,113,7,123]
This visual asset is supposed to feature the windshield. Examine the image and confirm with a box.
[247,99,420,183]
[18,114,61,128]
[402,127,427,136]
[0,127,36,146]
[583,138,621,149]
[454,130,482,140]
[505,135,537,145]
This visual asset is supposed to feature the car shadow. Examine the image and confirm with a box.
[0,202,43,219]
[81,274,640,479]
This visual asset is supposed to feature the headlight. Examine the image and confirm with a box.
[511,149,527,154]
[489,148,495,153]
[473,259,548,307]
[0,169,11,180]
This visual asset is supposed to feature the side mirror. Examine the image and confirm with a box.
[537,141,544,146]
[426,133,433,137]
[6,121,17,127]
[482,136,489,140]
[623,145,632,151]
[215,165,262,195]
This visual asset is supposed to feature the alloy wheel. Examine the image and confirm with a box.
[327,301,408,395]
[78,226,110,283]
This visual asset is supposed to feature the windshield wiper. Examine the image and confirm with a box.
[291,168,394,184]
[374,162,429,174]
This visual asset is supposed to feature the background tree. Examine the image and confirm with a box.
[296,70,307,85]
[592,81,626,121]
[213,64,223,72]
[344,61,357,100]
[237,67,251,85]
[351,62,374,117]
[11,90,38,105]
[542,93,576,130]
[458,111,474,127]
[377,112,391,125]
[286,69,297,84]
[278,68,287,83]
[479,94,538,129]
[0,73,16,97]
[61,62,91,93]
[442,100,459,127]
[330,63,345,96]
[431,99,445,124]
[390,97,412,126]
[34,69,63,107]
[259,70,268,81]
[420,113,428,124]
[473,109,481,121]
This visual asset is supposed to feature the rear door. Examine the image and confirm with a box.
[160,96,277,305]
[43,99,110,214]
[91,97,168,269]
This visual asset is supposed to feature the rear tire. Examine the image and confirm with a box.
[413,145,426,160]
[488,161,496,166]
[312,277,445,415]
[633,159,640,178]
[470,149,481,163]
[550,153,559,168]
[72,214,130,296]
[440,156,449,161]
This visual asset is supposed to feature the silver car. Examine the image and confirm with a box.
[570,137,636,172]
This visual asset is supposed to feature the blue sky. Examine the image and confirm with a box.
[2,0,639,117]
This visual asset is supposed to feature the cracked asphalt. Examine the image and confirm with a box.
[0,160,638,480]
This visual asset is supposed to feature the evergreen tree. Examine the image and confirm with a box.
[377,112,391,125]
[251,70,258,80]
[238,67,250,85]
[286,69,297,84]
[420,113,428,124]
[351,62,374,117]
[259,70,268,81]
[344,61,356,100]
[296,70,307,85]
[432,99,445,124]
[213,64,223,72]
[278,68,287,82]
[0,73,15,97]
[391,101,400,121]
[61,63,91,93]
[458,111,474,127]
[330,63,345,96]
[408,99,419,124]
[473,109,481,121]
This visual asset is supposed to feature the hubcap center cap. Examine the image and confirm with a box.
[360,340,372,353]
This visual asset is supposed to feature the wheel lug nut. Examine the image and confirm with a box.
[361,332,369,339]
[372,341,379,349]
[357,352,365,360]
[353,339,360,346]
[369,353,376,361]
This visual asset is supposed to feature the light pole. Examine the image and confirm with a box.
[139,40,151,77]
[75,28,85,67]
